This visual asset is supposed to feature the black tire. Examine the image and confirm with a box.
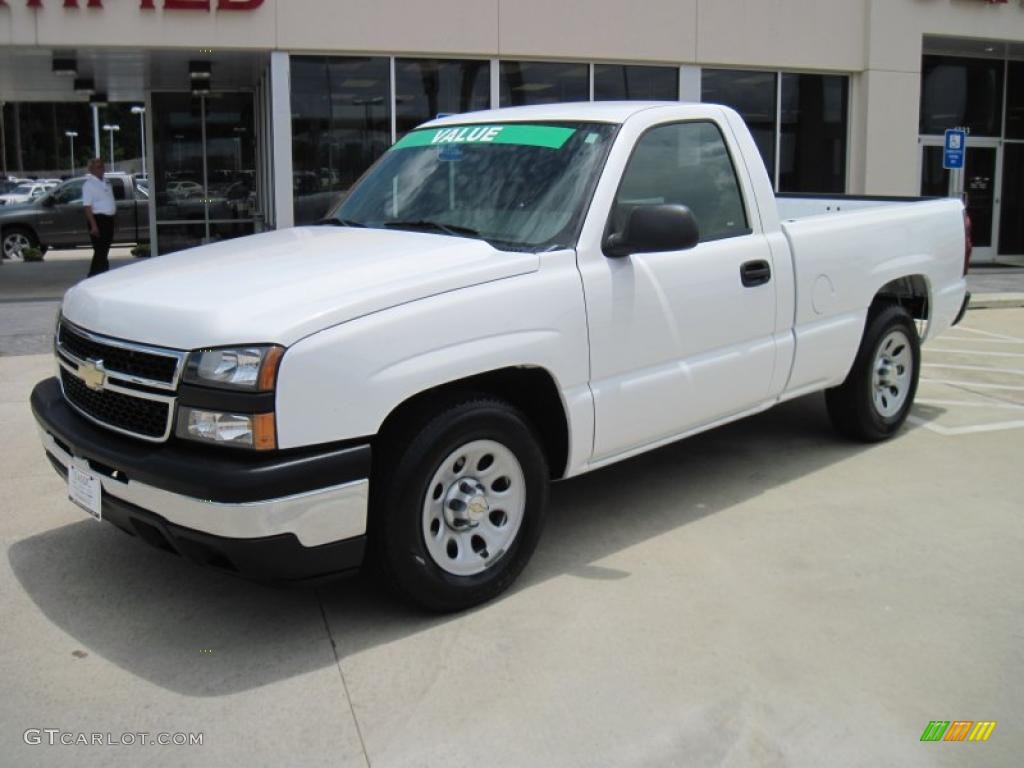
[372,397,549,612]
[826,303,921,442]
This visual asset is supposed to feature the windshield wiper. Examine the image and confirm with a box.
[382,219,482,239]
[316,217,365,227]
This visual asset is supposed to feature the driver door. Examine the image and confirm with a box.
[578,119,779,462]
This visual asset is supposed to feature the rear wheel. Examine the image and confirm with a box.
[2,227,37,260]
[373,397,548,612]
[826,304,921,441]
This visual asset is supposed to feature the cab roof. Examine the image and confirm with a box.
[420,101,704,128]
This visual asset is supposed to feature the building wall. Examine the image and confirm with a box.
[2,0,1024,196]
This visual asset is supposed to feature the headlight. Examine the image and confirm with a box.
[184,345,284,391]
[176,407,277,450]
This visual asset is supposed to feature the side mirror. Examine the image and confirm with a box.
[603,203,700,258]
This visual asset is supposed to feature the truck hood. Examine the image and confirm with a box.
[61,226,539,349]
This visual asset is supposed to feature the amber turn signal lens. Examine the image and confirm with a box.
[257,346,285,392]
[253,412,277,451]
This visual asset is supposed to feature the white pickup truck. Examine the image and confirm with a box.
[32,102,970,611]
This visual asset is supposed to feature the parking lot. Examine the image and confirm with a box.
[1,308,1022,767]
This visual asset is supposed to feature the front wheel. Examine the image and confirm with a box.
[373,397,549,612]
[826,304,921,442]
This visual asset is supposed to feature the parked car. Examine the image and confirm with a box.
[31,103,970,611]
[166,180,203,200]
[0,180,57,206]
[0,173,149,259]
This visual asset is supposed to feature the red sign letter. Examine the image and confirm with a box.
[163,0,210,9]
[217,0,263,8]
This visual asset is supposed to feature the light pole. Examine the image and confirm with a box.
[130,106,146,178]
[102,123,120,171]
[65,130,78,176]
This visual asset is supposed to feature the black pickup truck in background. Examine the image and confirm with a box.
[0,173,149,260]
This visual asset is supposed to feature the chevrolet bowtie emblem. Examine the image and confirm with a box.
[78,359,106,391]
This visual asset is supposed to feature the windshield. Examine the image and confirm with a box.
[329,122,618,251]
[12,184,34,194]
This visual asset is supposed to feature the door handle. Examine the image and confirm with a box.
[740,259,771,287]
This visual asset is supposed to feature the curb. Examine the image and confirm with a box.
[969,293,1024,310]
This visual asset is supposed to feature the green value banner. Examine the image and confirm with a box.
[394,124,576,150]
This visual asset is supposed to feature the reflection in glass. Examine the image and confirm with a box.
[779,73,848,193]
[594,65,678,101]
[156,223,206,255]
[499,61,588,107]
[151,93,204,225]
[920,56,1004,137]
[701,69,777,181]
[920,146,949,197]
[291,56,392,225]
[395,59,490,138]
[204,93,257,224]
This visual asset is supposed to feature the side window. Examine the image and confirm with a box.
[613,121,749,243]
[54,180,85,205]
[110,181,126,201]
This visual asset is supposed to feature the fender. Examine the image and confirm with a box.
[275,250,594,473]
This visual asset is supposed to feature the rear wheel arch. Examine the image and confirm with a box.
[872,274,931,323]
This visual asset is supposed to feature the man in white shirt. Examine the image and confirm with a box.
[82,157,117,276]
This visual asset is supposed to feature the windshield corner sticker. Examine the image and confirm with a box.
[394,124,576,151]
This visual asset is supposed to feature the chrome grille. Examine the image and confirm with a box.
[60,368,170,439]
[55,320,186,442]
[58,321,181,386]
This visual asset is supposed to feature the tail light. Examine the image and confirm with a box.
[963,210,972,276]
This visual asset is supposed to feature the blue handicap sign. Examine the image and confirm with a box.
[943,129,966,170]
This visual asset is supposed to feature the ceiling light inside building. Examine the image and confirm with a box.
[74,78,95,94]
[191,80,212,96]
[52,57,78,76]
[89,92,108,106]
[189,61,212,80]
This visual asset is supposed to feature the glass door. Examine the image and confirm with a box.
[920,139,1001,262]
[151,92,261,255]
[1000,143,1024,256]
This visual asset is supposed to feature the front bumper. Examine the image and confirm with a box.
[31,377,371,583]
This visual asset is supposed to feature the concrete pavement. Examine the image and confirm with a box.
[2,309,1022,767]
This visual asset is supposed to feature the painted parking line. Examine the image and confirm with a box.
[948,325,1024,343]
[908,416,1024,436]
[912,324,1024,435]
[917,398,1024,410]
[925,348,1024,358]
[919,379,1024,392]
[923,363,1024,376]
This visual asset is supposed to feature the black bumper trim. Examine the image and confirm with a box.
[953,292,971,327]
[31,376,371,504]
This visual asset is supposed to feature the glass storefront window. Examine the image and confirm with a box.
[701,69,777,182]
[291,56,391,225]
[920,55,1004,137]
[1006,60,1024,140]
[499,61,588,107]
[778,73,848,194]
[593,65,678,101]
[395,59,491,138]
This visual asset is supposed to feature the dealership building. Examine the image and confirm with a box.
[0,0,1023,261]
